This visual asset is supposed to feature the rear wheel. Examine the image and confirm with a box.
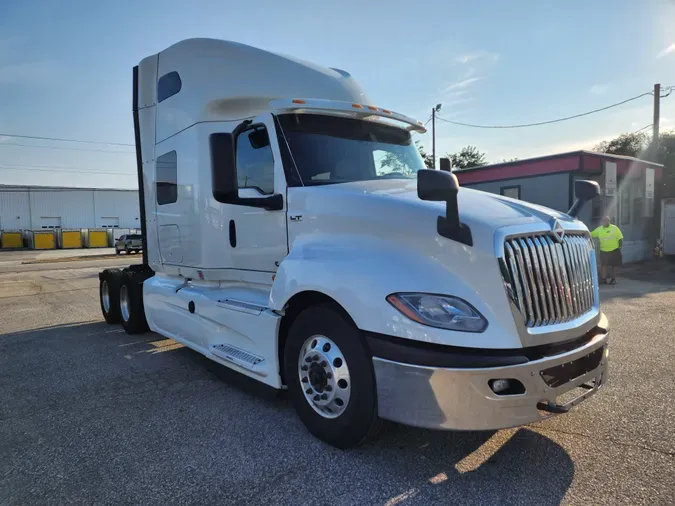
[119,272,149,334]
[99,269,123,324]
[284,304,380,448]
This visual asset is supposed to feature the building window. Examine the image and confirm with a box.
[500,185,520,200]
[620,191,631,225]
[156,151,178,205]
[157,71,182,103]
[236,126,274,195]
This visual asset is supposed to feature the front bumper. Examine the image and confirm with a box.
[372,317,609,431]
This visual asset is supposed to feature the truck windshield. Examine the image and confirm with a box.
[277,113,426,186]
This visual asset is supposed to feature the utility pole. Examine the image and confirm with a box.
[653,83,661,160]
[432,104,441,169]
[432,107,436,169]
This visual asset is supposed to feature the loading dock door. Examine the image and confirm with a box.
[664,203,675,255]
[41,217,62,229]
[101,217,119,228]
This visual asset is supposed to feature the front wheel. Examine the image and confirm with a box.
[284,304,380,448]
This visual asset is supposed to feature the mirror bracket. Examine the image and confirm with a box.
[417,169,473,246]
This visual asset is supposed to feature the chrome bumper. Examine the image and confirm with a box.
[373,327,609,431]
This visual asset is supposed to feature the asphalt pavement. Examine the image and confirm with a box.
[0,259,673,505]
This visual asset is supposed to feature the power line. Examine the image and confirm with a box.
[633,123,653,134]
[0,132,133,147]
[435,90,656,129]
[412,114,433,136]
[0,161,134,174]
[0,164,135,175]
[0,142,134,154]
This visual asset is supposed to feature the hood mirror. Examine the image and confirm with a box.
[567,180,600,218]
[417,169,472,246]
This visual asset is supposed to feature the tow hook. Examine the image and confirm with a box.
[536,401,570,414]
[537,381,595,414]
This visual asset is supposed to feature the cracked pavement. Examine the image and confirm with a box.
[0,259,673,505]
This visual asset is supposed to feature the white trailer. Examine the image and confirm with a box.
[99,39,609,448]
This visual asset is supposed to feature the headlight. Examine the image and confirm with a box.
[386,293,488,333]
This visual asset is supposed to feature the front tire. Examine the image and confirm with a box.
[284,304,380,448]
[119,272,149,334]
[100,269,123,324]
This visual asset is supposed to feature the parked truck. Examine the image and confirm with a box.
[99,38,609,448]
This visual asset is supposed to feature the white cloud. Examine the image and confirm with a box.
[444,77,482,92]
[455,50,499,65]
[0,61,59,85]
[656,43,675,59]
[589,84,609,95]
[461,67,477,79]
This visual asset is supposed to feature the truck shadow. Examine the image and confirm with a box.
[1,321,575,506]
[364,424,574,506]
[194,345,575,505]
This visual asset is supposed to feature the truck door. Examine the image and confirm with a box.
[228,114,288,272]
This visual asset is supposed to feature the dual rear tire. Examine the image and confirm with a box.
[99,269,149,334]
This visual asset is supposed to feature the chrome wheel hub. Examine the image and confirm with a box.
[101,280,110,313]
[120,285,130,322]
[298,335,351,419]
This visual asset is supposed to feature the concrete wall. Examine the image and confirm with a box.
[0,187,139,230]
[93,191,141,229]
[0,190,31,230]
[30,190,95,229]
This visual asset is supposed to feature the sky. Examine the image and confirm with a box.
[1,0,675,189]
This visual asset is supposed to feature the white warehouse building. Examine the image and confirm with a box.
[0,185,140,230]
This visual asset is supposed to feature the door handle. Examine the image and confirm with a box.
[229,220,236,248]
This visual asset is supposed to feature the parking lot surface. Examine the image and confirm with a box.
[1,259,674,505]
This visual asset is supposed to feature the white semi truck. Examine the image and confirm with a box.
[99,38,609,448]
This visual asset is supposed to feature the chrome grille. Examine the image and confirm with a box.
[502,233,596,327]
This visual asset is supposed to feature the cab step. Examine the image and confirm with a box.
[211,343,265,373]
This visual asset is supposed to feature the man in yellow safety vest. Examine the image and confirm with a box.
[590,216,624,285]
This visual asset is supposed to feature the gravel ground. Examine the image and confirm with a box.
[0,261,673,505]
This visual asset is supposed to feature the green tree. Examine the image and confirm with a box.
[416,141,434,168]
[595,129,675,199]
[656,131,675,197]
[594,132,648,158]
[446,145,487,170]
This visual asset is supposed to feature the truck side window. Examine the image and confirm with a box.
[156,151,178,205]
[157,71,182,103]
[236,127,274,195]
